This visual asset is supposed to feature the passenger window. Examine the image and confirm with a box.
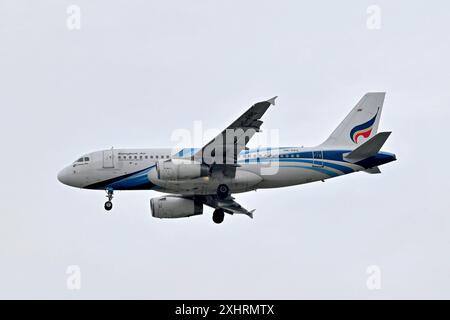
[155,155,159,159]
[145,156,148,159]
[129,156,132,159]
[140,156,143,159]
[150,155,154,159]
[166,155,170,159]
[134,156,137,159]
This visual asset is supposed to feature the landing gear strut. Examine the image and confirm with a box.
[213,208,225,224]
[104,188,113,211]
[217,184,229,200]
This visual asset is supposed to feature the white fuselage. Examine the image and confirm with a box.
[57,147,396,195]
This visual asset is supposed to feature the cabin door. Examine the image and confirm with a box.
[103,149,115,168]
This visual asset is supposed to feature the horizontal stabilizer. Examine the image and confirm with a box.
[363,166,381,174]
[345,131,391,162]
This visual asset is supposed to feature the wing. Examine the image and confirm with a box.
[193,97,277,175]
[201,195,254,219]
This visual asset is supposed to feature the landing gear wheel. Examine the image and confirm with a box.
[217,184,229,200]
[213,209,225,224]
[104,201,113,211]
[104,188,114,211]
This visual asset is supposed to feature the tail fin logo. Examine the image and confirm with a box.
[350,109,379,143]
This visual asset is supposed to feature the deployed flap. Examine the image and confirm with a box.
[363,166,381,174]
[345,131,391,162]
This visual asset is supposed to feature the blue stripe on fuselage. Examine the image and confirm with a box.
[237,150,356,175]
[239,158,355,175]
[85,165,156,190]
[355,151,396,169]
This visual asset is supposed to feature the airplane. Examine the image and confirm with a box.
[57,92,396,224]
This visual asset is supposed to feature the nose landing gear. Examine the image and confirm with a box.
[104,188,114,211]
[104,201,113,211]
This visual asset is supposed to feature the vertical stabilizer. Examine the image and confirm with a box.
[321,92,385,147]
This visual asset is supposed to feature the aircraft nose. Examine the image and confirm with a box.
[57,167,70,185]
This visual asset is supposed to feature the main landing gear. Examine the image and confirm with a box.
[104,188,113,211]
[213,208,225,224]
[214,184,230,223]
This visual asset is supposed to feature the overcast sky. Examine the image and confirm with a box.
[1,0,449,299]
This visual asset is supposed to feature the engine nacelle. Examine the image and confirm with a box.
[150,196,203,219]
[156,159,209,180]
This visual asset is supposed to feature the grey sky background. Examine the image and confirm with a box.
[0,0,449,299]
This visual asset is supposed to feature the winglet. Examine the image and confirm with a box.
[246,209,255,219]
[267,96,277,105]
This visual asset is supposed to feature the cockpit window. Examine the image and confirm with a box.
[76,157,84,162]
[84,157,90,162]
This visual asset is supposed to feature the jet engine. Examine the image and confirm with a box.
[156,159,209,180]
[150,196,203,219]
